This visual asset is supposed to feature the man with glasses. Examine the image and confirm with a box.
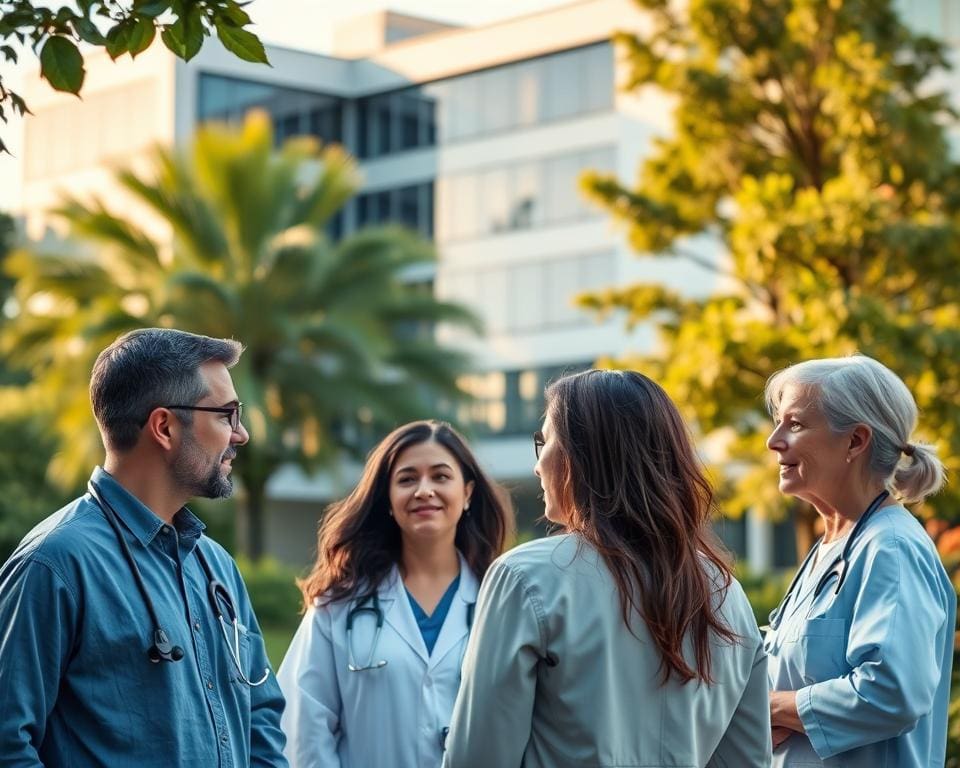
[0,328,287,766]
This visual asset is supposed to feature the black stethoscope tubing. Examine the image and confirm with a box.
[345,585,477,752]
[766,490,890,633]
[346,589,476,672]
[87,480,269,685]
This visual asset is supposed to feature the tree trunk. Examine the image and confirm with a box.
[240,482,267,562]
[793,502,820,562]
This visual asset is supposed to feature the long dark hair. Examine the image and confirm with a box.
[545,369,737,684]
[299,420,514,609]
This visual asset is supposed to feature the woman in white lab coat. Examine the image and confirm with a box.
[277,420,513,768]
[444,370,772,768]
[763,355,953,767]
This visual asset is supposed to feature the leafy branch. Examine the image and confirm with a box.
[0,0,269,154]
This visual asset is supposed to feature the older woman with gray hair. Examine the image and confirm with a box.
[762,354,954,767]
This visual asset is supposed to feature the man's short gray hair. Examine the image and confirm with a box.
[765,355,945,503]
[90,328,243,452]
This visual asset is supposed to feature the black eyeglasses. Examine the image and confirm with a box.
[533,430,545,459]
[163,402,244,432]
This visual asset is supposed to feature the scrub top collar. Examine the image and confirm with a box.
[378,550,478,667]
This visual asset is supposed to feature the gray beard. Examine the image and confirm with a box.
[172,432,234,499]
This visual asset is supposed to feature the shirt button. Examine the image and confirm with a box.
[161,526,171,535]
[194,621,201,631]
[220,733,228,743]
[207,680,214,690]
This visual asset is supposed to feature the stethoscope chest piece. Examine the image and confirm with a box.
[88,480,270,686]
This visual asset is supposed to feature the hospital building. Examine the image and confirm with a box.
[16,0,957,570]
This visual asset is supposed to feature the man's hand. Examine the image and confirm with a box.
[772,726,793,749]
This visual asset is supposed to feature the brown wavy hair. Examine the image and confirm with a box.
[545,369,738,684]
[298,420,514,609]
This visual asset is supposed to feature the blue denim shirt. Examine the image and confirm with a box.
[0,467,287,767]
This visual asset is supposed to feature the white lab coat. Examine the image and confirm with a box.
[277,553,477,768]
[443,534,772,768]
[764,503,955,767]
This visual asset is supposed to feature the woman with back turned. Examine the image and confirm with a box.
[443,369,771,768]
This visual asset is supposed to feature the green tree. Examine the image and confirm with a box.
[0,212,77,558]
[0,0,267,154]
[2,112,479,560]
[582,0,960,554]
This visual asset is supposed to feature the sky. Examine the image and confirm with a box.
[0,0,571,212]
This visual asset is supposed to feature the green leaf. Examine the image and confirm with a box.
[219,3,252,26]
[160,26,185,58]
[1,45,18,63]
[39,36,85,94]
[215,20,269,64]
[133,0,171,18]
[163,7,204,61]
[128,17,156,58]
[73,18,107,46]
[105,21,132,59]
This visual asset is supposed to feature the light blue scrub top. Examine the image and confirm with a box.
[765,503,955,767]
[406,575,460,655]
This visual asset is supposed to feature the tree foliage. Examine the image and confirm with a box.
[0,0,268,154]
[2,112,480,559]
[582,0,960,548]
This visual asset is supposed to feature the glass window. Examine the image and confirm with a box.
[421,182,434,238]
[510,262,543,331]
[449,173,480,240]
[376,101,393,156]
[450,73,482,141]
[480,168,511,234]
[583,44,615,112]
[197,74,344,149]
[423,81,449,142]
[545,255,582,326]
[513,59,542,127]
[394,93,422,151]
[509,162,542,230]
[397,185,421,230]
[544,153,583,223]
[353,44,613,158]
[435,176,454,241]
[480,66,515,134]
[478,268,509,334]
[542,49,583,121]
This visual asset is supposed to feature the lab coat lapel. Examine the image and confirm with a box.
[382,566,430,665]
[428,553,478,672]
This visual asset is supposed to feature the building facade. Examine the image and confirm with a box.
[26,0,954,569]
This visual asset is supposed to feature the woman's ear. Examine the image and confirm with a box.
[848,424,873,461]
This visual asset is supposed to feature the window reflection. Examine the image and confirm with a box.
[441,250,615,335]
[357,43,613,158]
[456,362,592,436]
[197,74,343,147]
[355,182,435,237]
[436,145,615,242]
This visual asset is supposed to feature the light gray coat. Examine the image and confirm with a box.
[443,534,771,768]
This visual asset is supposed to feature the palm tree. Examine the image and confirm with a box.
[3,112,479,560]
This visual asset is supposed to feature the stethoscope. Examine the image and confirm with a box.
[88,481,270,686]
[346,590,476,672]
[345,587,477,751]
[764,490,890,633]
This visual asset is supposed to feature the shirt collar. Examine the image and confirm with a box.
[89,466,206,546]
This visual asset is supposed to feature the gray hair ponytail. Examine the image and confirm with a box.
[765,355,946,503]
